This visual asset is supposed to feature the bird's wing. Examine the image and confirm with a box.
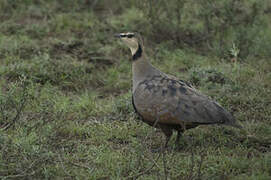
[133,75,237,126]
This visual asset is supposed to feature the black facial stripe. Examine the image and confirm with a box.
[132,44,142,61]
[120,33,134,38]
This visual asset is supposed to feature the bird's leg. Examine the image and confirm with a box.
[160,126,173,149]
[164,134,171,149]
[153,111,160,128]
[175,130,182,146]
[152,111,172,151]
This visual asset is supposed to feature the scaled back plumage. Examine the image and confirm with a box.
[115,32,242,148]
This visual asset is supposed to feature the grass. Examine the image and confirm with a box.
[0,1,271,179]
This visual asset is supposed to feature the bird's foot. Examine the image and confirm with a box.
[174,135,194,151]
[150,145,170,153]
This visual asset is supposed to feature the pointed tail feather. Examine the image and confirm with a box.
[228,121,243,129]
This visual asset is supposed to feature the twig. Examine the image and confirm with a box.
[187,149,195,180]
[2,96,27,130]
[58,154,71,176]
[0,159,39,179]
[0,171,36,179]
[1,79,28,131]
[162,150,168,180]
[69,161,94,173]
[197,153,205,180]
[126,110,163,179]
[126,152,162,179]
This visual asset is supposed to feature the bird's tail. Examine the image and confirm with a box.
[224,114,243,129]
[228,121,243,129]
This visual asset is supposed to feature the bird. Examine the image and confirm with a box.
[115,32,242,148]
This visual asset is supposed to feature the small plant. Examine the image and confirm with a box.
[229,42,240,63]
[0,75,30,131]
[189,68,229,86]
[229,42,241,77]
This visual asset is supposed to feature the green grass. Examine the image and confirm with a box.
[0,1,271,179]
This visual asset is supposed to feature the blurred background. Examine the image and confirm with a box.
[0,0,271,179]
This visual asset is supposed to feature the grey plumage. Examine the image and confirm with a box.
[116,32,242,147]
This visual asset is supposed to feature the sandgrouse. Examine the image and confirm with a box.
[115,32,242,147]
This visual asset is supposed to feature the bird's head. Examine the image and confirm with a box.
[115,32,143,59]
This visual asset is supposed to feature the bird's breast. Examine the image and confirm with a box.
[133,79,182,124]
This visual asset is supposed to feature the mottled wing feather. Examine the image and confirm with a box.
[133,75,234,125]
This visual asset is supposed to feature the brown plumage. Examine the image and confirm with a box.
[115,32,242,147]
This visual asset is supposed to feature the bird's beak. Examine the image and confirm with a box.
[114,34,121,38]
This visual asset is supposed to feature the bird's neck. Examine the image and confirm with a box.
[132,44,143,61]
[132,44,161,92]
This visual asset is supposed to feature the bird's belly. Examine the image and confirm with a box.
[135,101,181,125]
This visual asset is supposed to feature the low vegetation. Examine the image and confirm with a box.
[0,0,270,179]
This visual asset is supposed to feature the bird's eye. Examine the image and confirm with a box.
[127,34,134,38]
